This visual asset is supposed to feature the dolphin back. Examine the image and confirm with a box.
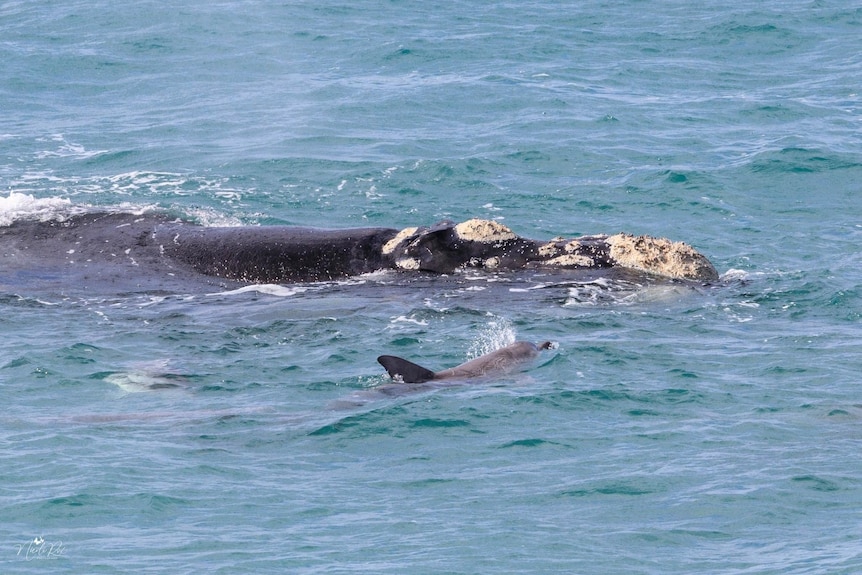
[377,355,437,384]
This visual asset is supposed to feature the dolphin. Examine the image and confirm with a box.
[377,340,553,384]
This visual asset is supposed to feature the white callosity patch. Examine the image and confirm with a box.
[452,219,521,270]
[544,253,596,267]
[378,220,717,280]
[539,238,599,268]
[382,227,425,270]
[453,219,517,243]
[381,226,418,255]
[483,256,501,269]
[607,233,718,281]
[395,257,421,270]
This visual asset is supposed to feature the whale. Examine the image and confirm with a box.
[377,340,553,384]
[0,211,719,293]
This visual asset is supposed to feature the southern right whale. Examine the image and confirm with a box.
[0,210,719,294]
[377,340,553,384]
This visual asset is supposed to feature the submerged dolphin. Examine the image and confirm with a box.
[377,341,553,384]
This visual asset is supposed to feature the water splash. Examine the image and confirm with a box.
[466,317,516,359]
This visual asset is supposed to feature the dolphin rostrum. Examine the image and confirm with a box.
[377,341,553,384]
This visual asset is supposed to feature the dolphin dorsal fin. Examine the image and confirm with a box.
[377,355,436,383]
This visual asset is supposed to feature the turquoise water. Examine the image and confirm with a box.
[2,1,862,573]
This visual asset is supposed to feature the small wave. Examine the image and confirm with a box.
[33,134,107,160]
[721,268,749,281]
[3,167,249,227]
[0,187,244,229]
[0,192,73,226]
[208,284,310,297]
[182,206,244,227]
[563,277,632,306]
[390,314,430,327]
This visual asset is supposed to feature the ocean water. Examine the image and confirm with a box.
[2,0,862,573]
